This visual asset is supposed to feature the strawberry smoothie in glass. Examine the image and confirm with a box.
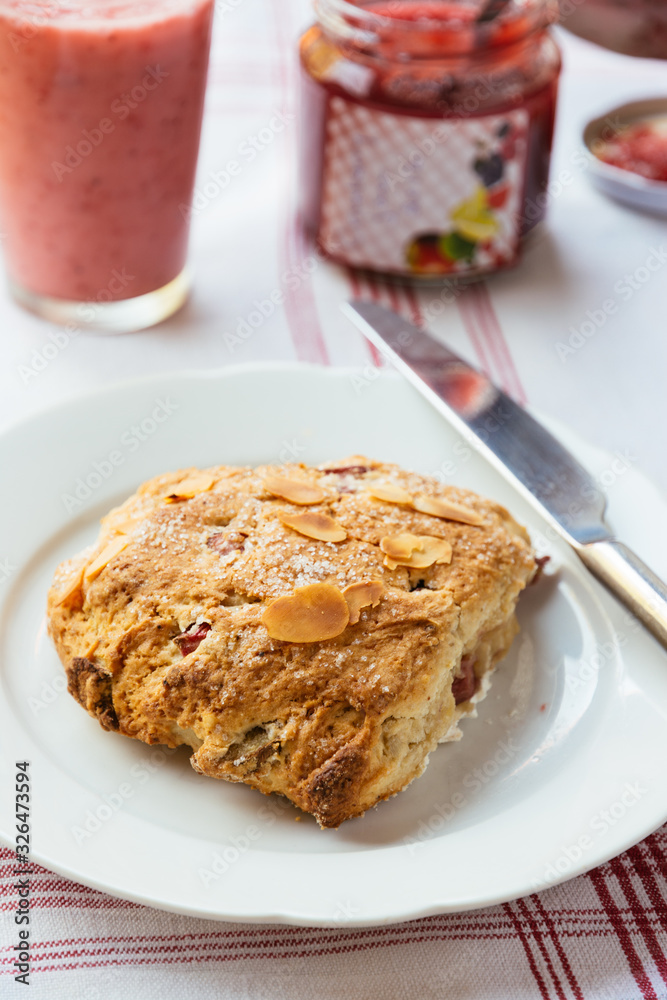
[0,0,215,331]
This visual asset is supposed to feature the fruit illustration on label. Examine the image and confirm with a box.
[476,121,514,207]
[439,231,476,263]
[404,121,518,276]
[473,151,504,188]
[405,185,500,274]
[405,233,455,273]
[450,185,500,242]
[487,183,509,208]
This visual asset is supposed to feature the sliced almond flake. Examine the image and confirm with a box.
[380,533,425,560]
[107,515,143,535]
[262,474,325,506]
[412,494,483,525]
[383,535,452,570]
[84,537,130,582]
[55,565,84,605]
[367,482,413,505]
[279,510,347,543]
[343,580,384,624]
[164,474,215,503]
[262,583,349,642]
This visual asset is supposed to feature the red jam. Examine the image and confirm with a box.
[596,121,667,183]
[299,0,560,279]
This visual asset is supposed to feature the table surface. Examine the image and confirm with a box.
[1,3,667,997]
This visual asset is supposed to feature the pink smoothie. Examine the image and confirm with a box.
[0,0,214,302]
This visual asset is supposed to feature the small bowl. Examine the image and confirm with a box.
[583,98,667,216]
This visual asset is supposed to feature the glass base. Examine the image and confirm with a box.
[9,267,190,334]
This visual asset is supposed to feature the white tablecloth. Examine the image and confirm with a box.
[2,3,667,997]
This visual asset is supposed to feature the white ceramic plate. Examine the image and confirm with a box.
[1,364,667,927]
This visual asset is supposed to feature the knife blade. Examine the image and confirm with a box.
[342,299,667,650]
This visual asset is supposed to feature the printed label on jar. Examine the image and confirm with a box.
[319,96,529,277]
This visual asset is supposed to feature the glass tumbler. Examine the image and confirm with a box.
[0,0,215,332]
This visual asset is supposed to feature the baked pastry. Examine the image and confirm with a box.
[47,457,536,828]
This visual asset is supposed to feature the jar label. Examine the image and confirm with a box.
[319,96,529,277]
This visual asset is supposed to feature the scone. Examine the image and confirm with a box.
[47,457,536,828]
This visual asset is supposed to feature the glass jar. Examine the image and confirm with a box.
[299,0,561,280]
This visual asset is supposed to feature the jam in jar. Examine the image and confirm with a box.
[299,0,561,279]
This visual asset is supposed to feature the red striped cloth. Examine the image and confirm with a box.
[2,3,666,996]
[2,828,667,996]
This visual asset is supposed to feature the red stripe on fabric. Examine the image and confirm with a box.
[7,932,521,964]
[403,284,424,328]
[456,287,496,380]
[22,933,515,965]
[502,902,552,1000]
[0,916,632,936]
[532,897,586,998]
[589,868,659,1000]
[2,930,521,976]
[346,267,361,300]
[366,272,382,304]
[6,918,516,953]
[365,273,388,364]
[271,2,329,366]
[379,277,402,316]
[643,835,667,885]
[346,268,383,367]
[466,284,512,388]
[283,220,330,364]
[367,340,384,369]
[471,283,527,404]
[366,274,411,324]
[627,845,667,932]
[10,946,414,974]
[0,905,517,939]
[530,895,585,1000]
[0,896,137,911]
[349,276,427,336]
[360,275,425,362]
[515,897,568,1000]
[609,855,667,988]
[0,874,125,894]
[457,284,527,403]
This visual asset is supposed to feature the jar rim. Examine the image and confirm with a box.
[313,0,557,49]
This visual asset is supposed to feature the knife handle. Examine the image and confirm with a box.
[578,540,667,650]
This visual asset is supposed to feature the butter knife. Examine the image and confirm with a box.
[342,299,667,650]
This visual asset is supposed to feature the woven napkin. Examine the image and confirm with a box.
[2,828,667,998]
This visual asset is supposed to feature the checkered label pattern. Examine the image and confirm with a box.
[319,97,529,276]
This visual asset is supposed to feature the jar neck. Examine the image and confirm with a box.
[313,0,558,61]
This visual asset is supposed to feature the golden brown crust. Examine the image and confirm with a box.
[67,657,119,732]
[302,725,372,829]
[47,458,536,827]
